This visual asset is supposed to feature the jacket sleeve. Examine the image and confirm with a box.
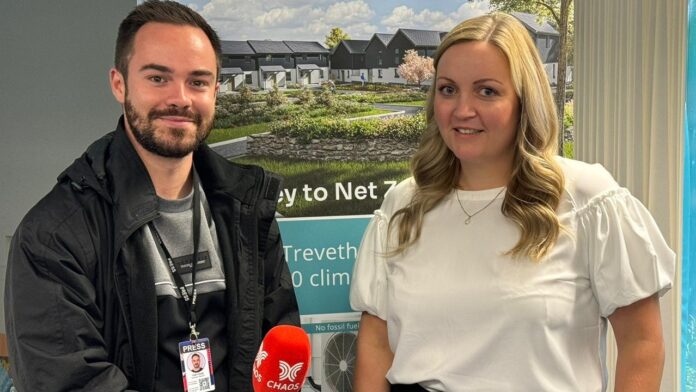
[261,219,300,333]
[4,215,137,392]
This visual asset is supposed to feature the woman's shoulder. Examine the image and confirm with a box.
[379,177,417,216]
[555,156,622,208]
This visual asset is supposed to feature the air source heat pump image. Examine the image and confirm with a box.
[302,313,361,392]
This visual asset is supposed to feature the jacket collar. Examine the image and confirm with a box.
[107,118,160,235]
[194,141,260,206]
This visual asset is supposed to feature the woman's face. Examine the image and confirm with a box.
[434,40,520,186]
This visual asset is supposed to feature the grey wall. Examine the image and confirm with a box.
[0,1,136,333]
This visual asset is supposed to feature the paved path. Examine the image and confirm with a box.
[210,137,247,159]
[373,103,423,115]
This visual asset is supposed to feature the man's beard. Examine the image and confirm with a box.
[124,95,213,158]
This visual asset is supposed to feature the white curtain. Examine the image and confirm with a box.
[575,0,686,390]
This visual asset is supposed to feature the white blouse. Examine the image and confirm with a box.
[350,157,675,392]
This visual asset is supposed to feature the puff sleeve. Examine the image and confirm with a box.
[579,188,675,317]
[350,210,390,320]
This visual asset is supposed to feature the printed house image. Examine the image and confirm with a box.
[285,41,330,87]
[217,12,564,92]
[364,33,394,82]
[219,39,330,92]
[220,40,256,93]
[334,28,443,85]
[329,39,369,83]
[382,28,445,84]
[510,12,564,84]
[330,11,565,87]
[249,40,295,89]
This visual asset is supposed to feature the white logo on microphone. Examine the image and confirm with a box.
[278,361,304,382]
[255,343,268,368]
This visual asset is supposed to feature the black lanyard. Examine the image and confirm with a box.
[148,182,202,341]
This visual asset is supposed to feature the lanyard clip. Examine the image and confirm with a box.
[189,322,200,341]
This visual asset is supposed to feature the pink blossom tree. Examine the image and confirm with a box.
[397,50,434,86]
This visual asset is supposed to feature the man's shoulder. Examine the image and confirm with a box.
[16,180,106,249]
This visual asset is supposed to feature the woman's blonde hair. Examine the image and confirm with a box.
[390,13,564,261]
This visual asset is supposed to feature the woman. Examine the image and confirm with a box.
[350,13,674,392]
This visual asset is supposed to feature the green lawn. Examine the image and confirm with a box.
[345,108,393,117]
[233,156,411,217]
[207,123,272,144]
[384,100,426,107]
[208,109,394,144]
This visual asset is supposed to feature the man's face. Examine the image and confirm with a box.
[110,22,219,158]
[192,354,201,370]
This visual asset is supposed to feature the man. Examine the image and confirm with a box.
[4,1,299,391]
[190,354,204,373]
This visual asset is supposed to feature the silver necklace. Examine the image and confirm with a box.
[455,187,506,225]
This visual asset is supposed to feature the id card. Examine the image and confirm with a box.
[179,338,215,391]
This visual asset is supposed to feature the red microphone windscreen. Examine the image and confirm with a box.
[252,325,311,391]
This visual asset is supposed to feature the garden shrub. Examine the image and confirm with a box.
[266,85,287,107]
[334,83,408,92]
[336,91,426,104]
[270,112,426,143]
[296,88,316,106]
[317,84,335,107]
[563,102,574,129]
[238,85,255,107]
[214,93,375,129]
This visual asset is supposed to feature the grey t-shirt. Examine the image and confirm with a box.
[143,174,229,391]
[146,181,225,298]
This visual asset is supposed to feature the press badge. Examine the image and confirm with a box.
[179,338,215,391]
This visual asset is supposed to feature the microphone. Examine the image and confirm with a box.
[252,325,311,392]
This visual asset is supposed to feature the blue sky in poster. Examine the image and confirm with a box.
[176,0,492,42]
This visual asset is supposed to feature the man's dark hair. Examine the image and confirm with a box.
[115,0,221,79]
[191,353,200,359]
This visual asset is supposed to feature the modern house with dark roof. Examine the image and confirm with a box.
[364,33,394,82]
[331,12,565,86]
[220,41,256,92]
[329,39,369,83]
[511,12,566,85]
[380,28,445,84]
[217,12,564,91]
[513,11,560,63]
[285,41,330,86]
[218,39,330,91]
[247,40,294,90]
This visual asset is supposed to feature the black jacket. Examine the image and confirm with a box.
[4,119,300,391]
